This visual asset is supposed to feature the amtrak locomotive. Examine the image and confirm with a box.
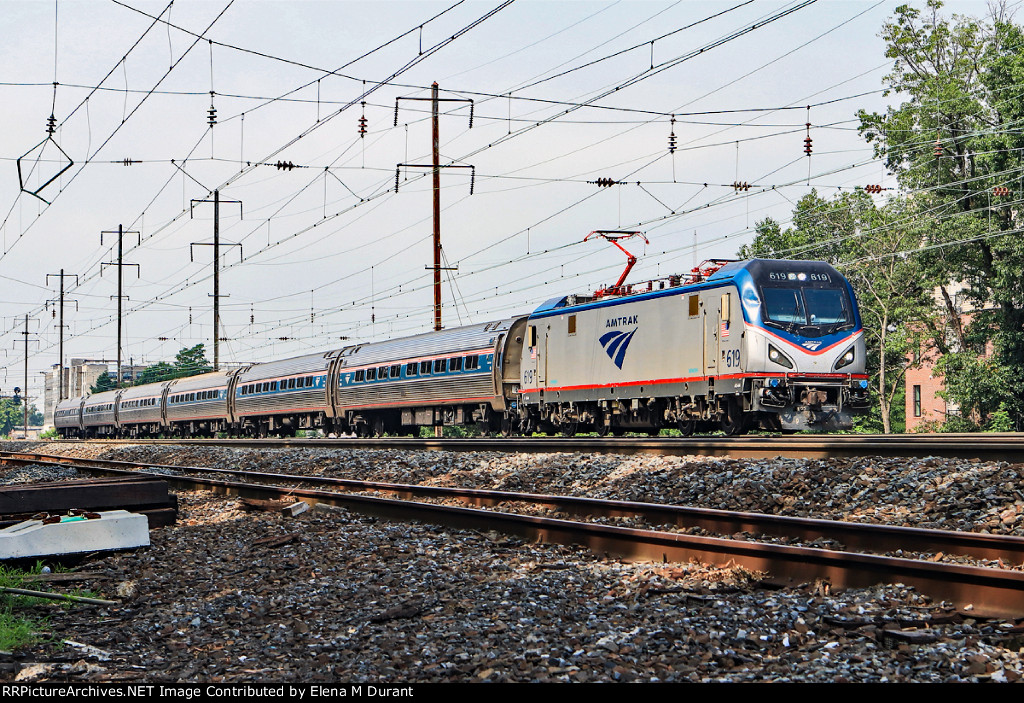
[55,259,870,439]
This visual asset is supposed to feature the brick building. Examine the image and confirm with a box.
[905,293,994,432]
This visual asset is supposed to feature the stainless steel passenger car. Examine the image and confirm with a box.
[82,390,119,438]
[116,383,167,437]
[334,318,527,435]
[233,353,333,436]
[164,371,234,436]
[54,396,85,437]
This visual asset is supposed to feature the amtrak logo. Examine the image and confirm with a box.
[802,340,822,351]
[600,328,637,369]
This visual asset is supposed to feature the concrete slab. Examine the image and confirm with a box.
[0,510,150,560]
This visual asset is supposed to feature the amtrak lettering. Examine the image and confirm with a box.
[605,315,638,328]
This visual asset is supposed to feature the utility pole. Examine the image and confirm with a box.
[395,83,474,331]
[46,269,79,401]
[101,225,140,388]
[191,190,242,371]
[22,315,28,434]
[14,316,38,437]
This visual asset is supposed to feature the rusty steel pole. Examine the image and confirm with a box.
[432,82,442,332]
[23,314,28,434]
[214,189,220,371]
[116,224,123,387]
[58,270,64,400]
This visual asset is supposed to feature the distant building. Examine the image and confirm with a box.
[905,286,994,432]
[42,359,149,428]
[905,347,952,432]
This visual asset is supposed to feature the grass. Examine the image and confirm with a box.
[0,562,55,651]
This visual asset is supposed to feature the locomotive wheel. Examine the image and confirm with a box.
[500,415,515,437]
[677,419,696,437]
[720,400,746,436]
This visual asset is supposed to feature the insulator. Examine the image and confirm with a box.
[52,309,56,319]
[803,136,812,156]
[358,115,367,138]
[393,102,399,127]
[993,186,1010,196]
[596,178,618,188]
[46,113,57,135]
[275,161,296,171]
[395,166,401,192]
[865,184,882,194]
[122,158,137,166]
[469,168,475,195]
[732,181,750,191]
[668,132,677,154]
[934,138,942,158]
[468,101,474,129]
[207,104,217,128]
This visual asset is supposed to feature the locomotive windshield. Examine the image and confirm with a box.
[749,262,856,337]
[761,287,851,326]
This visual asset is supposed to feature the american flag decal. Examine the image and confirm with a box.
[720,321,730,339]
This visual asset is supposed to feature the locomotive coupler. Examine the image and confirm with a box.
[800,388,829,408]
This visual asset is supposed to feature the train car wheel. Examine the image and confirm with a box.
[560,420,578,437]
[678,419,696,437]
[720,400,746,436]
[500,415,515,437]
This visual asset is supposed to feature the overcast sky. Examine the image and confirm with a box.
[0,0,996,401]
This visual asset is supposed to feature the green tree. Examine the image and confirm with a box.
[857,1,1024,429]
[87,345,214,394]
[0,400,40,436]
[173,344,212,377]
[89,372,117,394]
[133,361,176,386]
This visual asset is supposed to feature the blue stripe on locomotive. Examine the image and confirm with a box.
[528,259,862,351]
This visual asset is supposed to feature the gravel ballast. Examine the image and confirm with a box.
[3,441,1024,683]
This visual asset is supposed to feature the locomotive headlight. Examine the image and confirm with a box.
[834,346,856,370]
[767,344,794,369]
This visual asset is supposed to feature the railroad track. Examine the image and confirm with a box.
[5,449,1024,618]
[23,432,1024,460]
